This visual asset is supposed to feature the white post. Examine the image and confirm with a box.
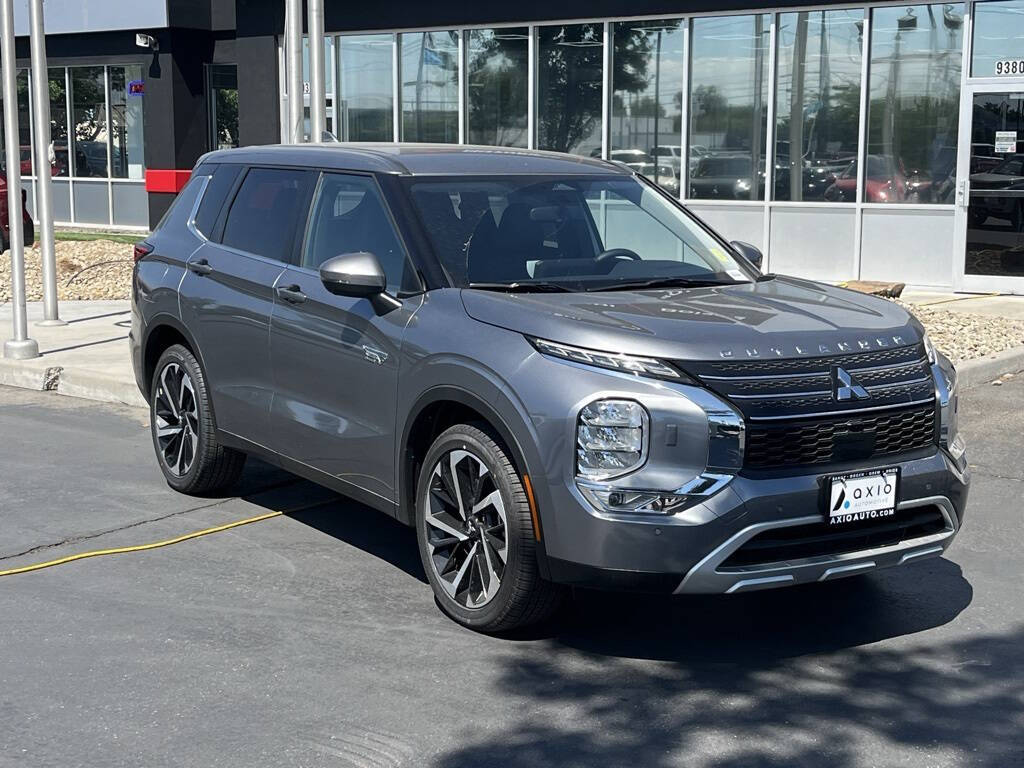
[29,0,63,326]
[1,0,39,359]
[285,0,304,142]
[306,0,325,141]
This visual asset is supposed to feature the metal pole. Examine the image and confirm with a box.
[284,0,303,142]
[1,0,39,359]
[307,0,325,141]
[29,0,63,326]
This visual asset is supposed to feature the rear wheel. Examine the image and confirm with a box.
[150,344,245,495]
[415,424,564,632]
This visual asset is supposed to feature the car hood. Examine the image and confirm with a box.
[460,276,922,362]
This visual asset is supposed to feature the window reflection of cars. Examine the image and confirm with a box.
[824,155,907,203]
[968,154,1024,228]
[634,160,680,196]
[651,145,682,172]
[689,153,762,199]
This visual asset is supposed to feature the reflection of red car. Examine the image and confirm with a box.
[825,155,907,203]
[0,174,35,250]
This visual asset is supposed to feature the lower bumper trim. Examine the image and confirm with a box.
[675,495,959,595]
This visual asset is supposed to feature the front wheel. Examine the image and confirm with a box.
[415,424,564,632]
[150,344,245,495]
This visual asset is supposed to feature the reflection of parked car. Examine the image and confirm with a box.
[689,153,762,199]
[968,154,1024,227]
[77,140,108,176]
[634,160,680,196]
[651,145,682,171]
[0,173,35,250]
[824,155,907,203]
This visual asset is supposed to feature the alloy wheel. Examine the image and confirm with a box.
[423,449,509,609]
[154,362,199,477]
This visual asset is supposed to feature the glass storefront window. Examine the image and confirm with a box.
[467,27,529,147]
[611,19,684,196]
[109,65,145,179]
[972,0,1024,77]
[338,34,395,142]
[774,10,863,202]
[536,23,604,157]
[339,33,395,143]
[400,30,459,143]
[49,68,69,177]
[689,14,771,201]
[866,4,963,204]
[0,70,33,177]
[70,66,108,178]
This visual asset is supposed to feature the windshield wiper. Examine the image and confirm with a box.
[467,281,572,293]
[587,277,739,292]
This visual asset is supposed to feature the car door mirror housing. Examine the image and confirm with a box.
[319,252,388,298]
[730,240,764,271]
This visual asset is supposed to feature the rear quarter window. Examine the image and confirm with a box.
[194,164,242,238]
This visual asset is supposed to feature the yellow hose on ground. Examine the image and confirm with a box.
[0,499,331,578]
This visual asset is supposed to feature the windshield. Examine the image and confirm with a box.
[693,157,752,177]
[406,175,753,291]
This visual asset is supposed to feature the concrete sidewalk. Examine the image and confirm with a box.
[0,300,144,408]
[901,291,1024,319]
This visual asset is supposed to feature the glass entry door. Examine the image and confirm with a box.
[956,86,1024,291]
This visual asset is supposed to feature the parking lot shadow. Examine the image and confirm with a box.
[434,564,1012,768]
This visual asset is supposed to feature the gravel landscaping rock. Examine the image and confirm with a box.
[895,300,1024,364]
[3,242,1023,364]
[0,240,134,304]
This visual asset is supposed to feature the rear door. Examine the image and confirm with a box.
[269,171,423,504]
[179,165,315,449]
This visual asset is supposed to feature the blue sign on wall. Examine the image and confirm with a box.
[127,80,145,96]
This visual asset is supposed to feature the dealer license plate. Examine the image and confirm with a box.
[827,468,898,526]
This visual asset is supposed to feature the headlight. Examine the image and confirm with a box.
[530,337,690,383]
[576,400,649,480]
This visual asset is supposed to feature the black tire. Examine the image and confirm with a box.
[415,424,565,632]
[150,344,245,495]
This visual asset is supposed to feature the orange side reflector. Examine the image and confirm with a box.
[522,474,542,541]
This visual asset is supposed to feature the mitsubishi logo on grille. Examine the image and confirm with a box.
[832,366,870,401]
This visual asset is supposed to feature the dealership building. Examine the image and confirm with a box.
[8,0,1024,292]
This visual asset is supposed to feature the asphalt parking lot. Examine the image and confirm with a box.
[0,380,1022,768]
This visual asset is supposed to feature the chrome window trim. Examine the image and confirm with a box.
[185,174,212,242]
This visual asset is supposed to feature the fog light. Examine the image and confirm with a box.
[580,486,686,515]
[576,400,648,480]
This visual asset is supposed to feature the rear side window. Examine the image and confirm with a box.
[222,167,312,261]
[194,164,241,238]
[152,174,207,233]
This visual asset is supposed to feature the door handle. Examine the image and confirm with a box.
[276,284,308,304]
[188,258,213,276]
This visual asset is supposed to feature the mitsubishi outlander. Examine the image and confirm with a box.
[131,144,969,631]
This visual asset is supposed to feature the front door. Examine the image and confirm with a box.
[955,84,1024,293]
[269,172,422,505]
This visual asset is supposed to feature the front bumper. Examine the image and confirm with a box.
[541,448,969,594]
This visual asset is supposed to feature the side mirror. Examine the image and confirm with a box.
[730,240,764,271]
[319,251,387,298]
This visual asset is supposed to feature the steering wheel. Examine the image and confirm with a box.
[594,248,642,264]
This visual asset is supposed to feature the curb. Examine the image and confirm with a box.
[956,345,1024,390]
[0,360,146,409]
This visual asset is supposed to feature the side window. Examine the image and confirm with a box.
[194,164,241,238]
[303,173,413,293]
[152,174,207,233]
[222,167,312,261]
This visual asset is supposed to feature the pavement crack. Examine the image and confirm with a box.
[0,476,306,564]
[968,468,1024,483]
[0,497,237,563]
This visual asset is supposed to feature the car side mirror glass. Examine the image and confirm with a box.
[730,240,764,271]
[319,251,387,298]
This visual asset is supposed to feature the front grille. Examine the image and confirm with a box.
[745,404,937,468]
[681,343,938,471]
[721,505,948,568]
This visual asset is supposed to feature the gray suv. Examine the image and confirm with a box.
[131,144,969,632]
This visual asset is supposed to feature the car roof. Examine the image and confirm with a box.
[198,143,630,177]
